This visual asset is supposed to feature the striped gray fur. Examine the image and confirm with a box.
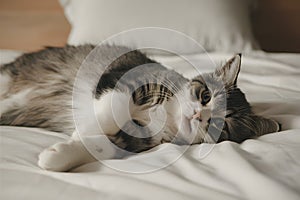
[0,45,280,153]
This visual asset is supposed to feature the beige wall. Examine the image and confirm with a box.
[0,0,70,51]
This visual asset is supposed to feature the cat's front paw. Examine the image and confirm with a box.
[38,142,75,172]
[38,140,94,172]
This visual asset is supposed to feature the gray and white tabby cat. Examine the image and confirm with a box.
[0,45,280,171]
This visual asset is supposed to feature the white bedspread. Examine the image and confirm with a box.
[1,50,300,200]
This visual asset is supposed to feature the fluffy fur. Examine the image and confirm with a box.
[0,45,280,171]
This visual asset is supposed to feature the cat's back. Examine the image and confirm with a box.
[0,44,166,134]
[0,45,94,80]
[0,45,97,133]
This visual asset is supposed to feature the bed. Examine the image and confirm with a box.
[1,0,300,200]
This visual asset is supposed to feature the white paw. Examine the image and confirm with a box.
[38,141,83,172]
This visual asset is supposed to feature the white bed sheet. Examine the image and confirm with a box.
[1,50,300,200]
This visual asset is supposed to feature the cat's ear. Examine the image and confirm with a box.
[215,54,241,86]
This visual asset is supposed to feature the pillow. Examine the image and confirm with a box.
[60,0,259,54]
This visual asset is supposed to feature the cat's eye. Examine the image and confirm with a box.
[201,90,211,104]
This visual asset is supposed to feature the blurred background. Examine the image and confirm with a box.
[0,0,299,52]
[0,0,70,51]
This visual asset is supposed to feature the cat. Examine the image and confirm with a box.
[0,44,280,171]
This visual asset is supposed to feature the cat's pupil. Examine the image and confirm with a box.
[201,90,211,104]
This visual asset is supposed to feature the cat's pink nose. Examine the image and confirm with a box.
[192,111,202,121]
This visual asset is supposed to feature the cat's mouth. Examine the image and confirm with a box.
[179,115,196,135]
[175,115,206,145]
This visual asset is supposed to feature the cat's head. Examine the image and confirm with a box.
[179,54,280,144]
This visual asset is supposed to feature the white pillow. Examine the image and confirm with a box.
[60,0,259,54]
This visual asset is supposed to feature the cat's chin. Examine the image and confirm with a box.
[180,115,198,134]
[173,116,203,145]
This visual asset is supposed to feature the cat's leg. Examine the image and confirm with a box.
[38,133,96,172]
[0,72,11,98]
[38,91,132,171]
[1,71,33,117]
[0,89,32,118]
